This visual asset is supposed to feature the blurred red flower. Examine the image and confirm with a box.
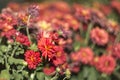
[43,66,55,75]
[78,47,94,64]
[90,27,109,45]
[96,55,116,75]
[112,43,120,59]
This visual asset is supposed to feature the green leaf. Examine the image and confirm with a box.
[88,67,98,80]
[70,76,78,80]
[0,51,3,56]
[0,69,10,80]
[28,43,38,51]
[78,71,84,80]
[22,71,29,78]
[0,45,7,52]
[0,56,4,64]
[73,41,81,51]
[83,66,89,78]
[8,57,26,65]
[45,76,51,80]
[13,72,23,80]
[36,72,45,80]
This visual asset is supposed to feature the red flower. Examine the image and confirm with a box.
[96,55,116,75]
[24,50,41,69]
[43,66,55,75]
[16,33,30,46]
[38,37,56,59]
[69,62,80,73]
[70,52,80,62]
[90,27,109,45]
[78,47,94,64]
[52,47,67,66]
[112,43,120,59]
[1,29,16,39]
[90,56,100,67]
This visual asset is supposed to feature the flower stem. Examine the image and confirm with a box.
[84,23,93,46]
[26,15,32,44]
[63,77,68,80]
[50,72,59,80]
[11,44,19,57]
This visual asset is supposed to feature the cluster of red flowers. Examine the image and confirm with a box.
[1,1,120,76]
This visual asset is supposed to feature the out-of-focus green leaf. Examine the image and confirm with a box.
[83,66,90,78]
[73,41,81,51]
[78,71,84,80]
[13,72,23,80]
[0,45,8,53]
[36,72,45,80]
[45,76,51,80]
[88,67,98,80]
[0,56,4,64]
[0,69,10,80]
[22,70,29,78]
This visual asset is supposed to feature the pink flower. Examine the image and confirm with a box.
[78,47,94,64]
[96,55,116,75]
[24,50,41,69]
[90,27,109,45]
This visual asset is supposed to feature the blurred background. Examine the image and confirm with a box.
[1,0,120,23]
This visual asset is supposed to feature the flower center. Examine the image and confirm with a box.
[82,52,87,57]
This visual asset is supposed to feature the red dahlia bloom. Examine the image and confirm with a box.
[38,37,56,59]
[90,27,109,45]
[24,50,41,69]
[78,47,94,64]
[96,55,116,75]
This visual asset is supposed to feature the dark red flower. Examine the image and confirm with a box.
[90,27,109,45]
[24,50,41,69]
[16,33,30,46]
[52,47,67,66]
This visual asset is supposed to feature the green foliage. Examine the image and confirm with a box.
[0,70,10,80]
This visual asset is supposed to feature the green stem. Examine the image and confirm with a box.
[30,70,36,80]
[50,72,59,80]
[84,23,93,46]
[4,55,9,70]
[63,77,68,80]
[91,43,95,49]
[4,44,11,70]
[17,66,25,73]
[26,15,32,44]
[11,44,19,57]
